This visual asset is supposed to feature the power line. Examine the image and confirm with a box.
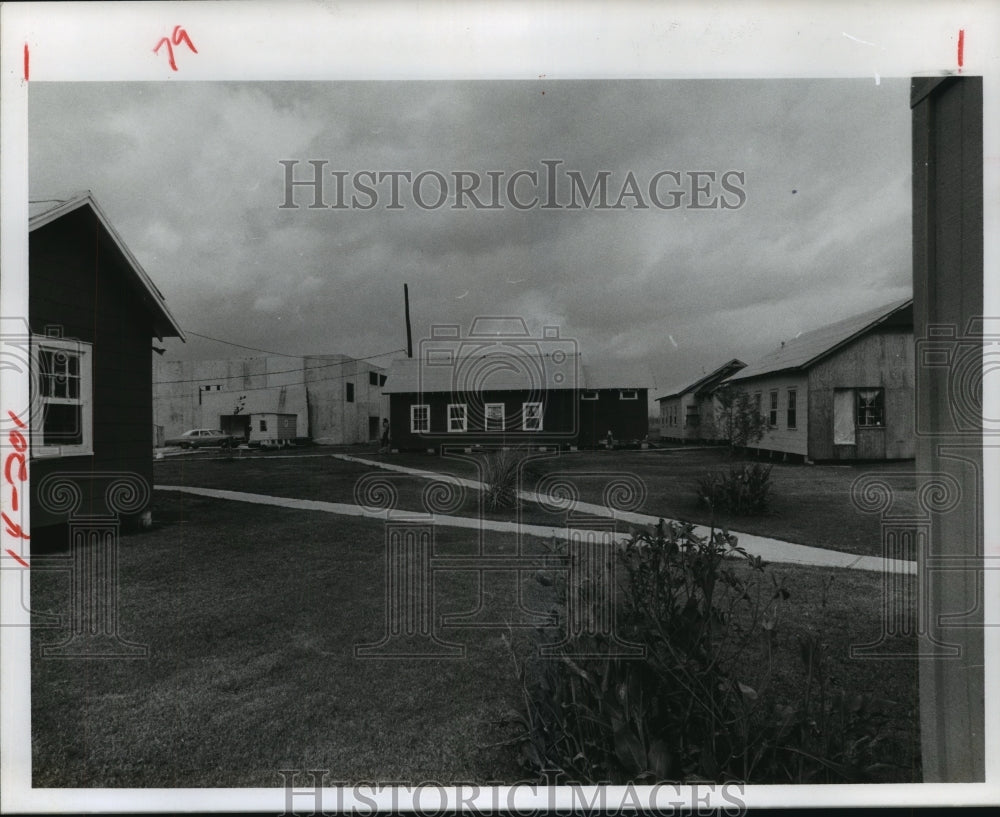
[153,346,405,386]
[185,331,316,358]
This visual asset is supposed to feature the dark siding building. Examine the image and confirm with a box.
[27,192,184,529]
[383,352,649,451]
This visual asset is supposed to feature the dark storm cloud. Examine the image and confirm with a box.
[28,78,911,397]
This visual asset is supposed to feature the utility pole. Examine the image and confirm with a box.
[403,283,413,358]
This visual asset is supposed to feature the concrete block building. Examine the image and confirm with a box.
[154,354,388,445]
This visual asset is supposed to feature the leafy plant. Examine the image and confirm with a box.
[509,520,910,784]
[714,385,767,452]
[696,463,773,515]
[481,447,525,510]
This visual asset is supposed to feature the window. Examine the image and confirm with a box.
[346,382,355,402]
[856,389,884,427]
[447,403,467,433]
[485,403,505,431]
[259,419,268,432]
[410,404,430,433]
[786,389,797,429]
[369,371,379,386]
[620,390,638,400]
[522,402,543,431]
[581,390,599,401]
[768,390,779,427]
[33,337,93,457]
[685,404,699,427]
[379,374,387,387]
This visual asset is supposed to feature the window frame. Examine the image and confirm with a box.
[345,381,355,403]
[484,402,505,431]
[447,403,468,433]
[410,403,430,433]
[522,401,543,431]
[786,388,797,430]
[31,335,93,458]
[768,390,779,428]
[856,388,885,428]
[580,390,599,401]
[619,390,638,401]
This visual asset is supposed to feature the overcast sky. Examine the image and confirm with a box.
[28,79,911,401]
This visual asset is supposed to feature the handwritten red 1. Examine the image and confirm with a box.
[154,25,198,72]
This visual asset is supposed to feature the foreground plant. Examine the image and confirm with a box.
[509,520,909,784]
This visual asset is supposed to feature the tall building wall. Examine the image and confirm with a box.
[154,353,387,444]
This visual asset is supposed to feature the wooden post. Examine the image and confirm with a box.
[911,76,984,782]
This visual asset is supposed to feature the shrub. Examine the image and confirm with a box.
[513,521,770,782]
[482,447,524,510]
[695,463,773,515]
[509,521,906,784]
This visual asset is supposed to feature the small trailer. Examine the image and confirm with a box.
[249,412,298,448]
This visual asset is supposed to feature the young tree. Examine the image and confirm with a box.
[714,384,766,453]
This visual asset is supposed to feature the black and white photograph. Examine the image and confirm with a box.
[1,1,997,813]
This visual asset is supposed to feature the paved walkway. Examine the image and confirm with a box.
[156,453,915,575]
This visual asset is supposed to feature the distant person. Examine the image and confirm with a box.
[379,418,390,453]
[606,429,614,449]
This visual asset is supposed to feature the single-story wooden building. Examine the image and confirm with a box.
[722,297,914,462]
[382,351,649,451]
[657,358,746,443]
[28,191,185,529]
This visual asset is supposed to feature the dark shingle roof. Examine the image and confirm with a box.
[382,352,650,394]
[727,297,912,382]
[656,358,746,401]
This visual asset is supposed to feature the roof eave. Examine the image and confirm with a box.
[29,192,186,341]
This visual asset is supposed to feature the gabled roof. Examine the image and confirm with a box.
[29,191,185,341]
[656,358,746,402]
[580,361,652,390]
[727,297,912,382]
[382,351,650,394]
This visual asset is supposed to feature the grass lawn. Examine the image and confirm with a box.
[31,493,534,787]
[30,465,920,786]
[153,445,916,557]
[386,446,916,556]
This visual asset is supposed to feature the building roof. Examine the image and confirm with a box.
[726,297,912,382]
[382,351,650,394]
[656,358,746,401]
[29,191,185,340]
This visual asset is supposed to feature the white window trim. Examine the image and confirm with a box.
[619,390,638,400]
[31,335,93,458]
[410,403,430,433]
[484,402,505,431]
[768,390,779,428]
[786,388,798,430]
[522,401,543,432]
[447,403,468,433]
[581,390,599,401]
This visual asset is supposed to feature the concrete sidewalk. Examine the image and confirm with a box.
[331,453,914,574]
[156,454,913,575]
